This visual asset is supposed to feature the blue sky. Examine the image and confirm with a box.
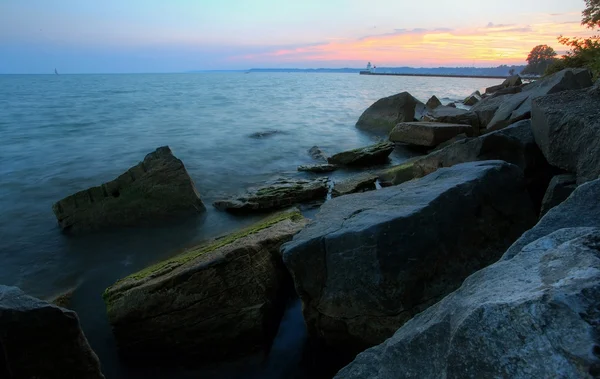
[0,0,589,73]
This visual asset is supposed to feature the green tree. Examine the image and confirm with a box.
[582,0,600,29]
[522,45,557,75]
[545,1,600,79]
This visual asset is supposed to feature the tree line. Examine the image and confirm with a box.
[522,0,599,79]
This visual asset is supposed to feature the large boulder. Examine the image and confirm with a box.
[356,92,424,134]
[484,75,522,95]
[389,122,474,147]
[0,285,105,378]
[52,146,204,234]
[470,93,513,130]
[282,161,536,372]
[531,83,600,184]
[328,142,394,166]
[379,120,552,212]
[213,178,328,213]
[486,68,593,131]
[103,210,307,364]
[463,91,481,106]
[539,174,577,217]
[504,176,600,259]
[335,227,600,379]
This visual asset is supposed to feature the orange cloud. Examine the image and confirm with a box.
[237,21,591,66]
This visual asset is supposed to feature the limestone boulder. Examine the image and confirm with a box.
[213,178,328,213]
[328,142,394,166]
[380,120,552,212]
[504,177,600,259]
[470,93,513,130]
[503,74,522,87]
[463,91,481,106]
[283,161,536,371]
[531,83,600,184]
[52,146,204,234]
[331,173,378,197]
[539,174,577,217]
[103,210,307,364]
[356,92,424,134]
[308,146,328,162]
[486,68,593,131]
[389,122,474,147]
[0,285,105,379]
[335,227,600,379]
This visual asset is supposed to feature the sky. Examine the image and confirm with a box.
[0,0,593,73]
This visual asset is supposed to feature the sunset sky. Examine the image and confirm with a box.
[0,0,592,73]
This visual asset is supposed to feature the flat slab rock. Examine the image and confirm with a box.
[103,210,307,364]
[52,146,205,233]
[332,173,378,197]
[335,227,600,379]
[328,142,394,166]
[213,177,328,212]
[389,122,473,147]
[0,285,105,379]
[283,161,536,370]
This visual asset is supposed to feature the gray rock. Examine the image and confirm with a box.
[380,120,551,212]
[213,178,328,213]
[298,164,338,173]
[104,210,307,364]
[328,142,394,166]
[332,173,378,197]
[531,84,600,184]
[389,122,474,147]
[489,85,522,98]
[503,74,522,87]
[309,146,328,162]
[430,106,480,131]
[335,227,600,379]
[485,83,505,94]
[249,129,282,139]
[463,91,481,106]
[283,161,536,369]
[425,95,442,109]
[52,146,205,234]
[470,94,513,130]
[486,68,593,131]
[0,285,105,379]
[503,177,600,259]
[356,92,424,134]
[539,174,577,217]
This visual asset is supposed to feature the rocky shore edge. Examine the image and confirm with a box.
[2,68,599,378]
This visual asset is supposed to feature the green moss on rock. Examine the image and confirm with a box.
[103,210,304,300]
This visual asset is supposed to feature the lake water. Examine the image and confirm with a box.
[0,72,500,378]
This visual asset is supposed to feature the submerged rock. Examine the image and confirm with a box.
[298,164,338,173]
[52,146,205,234]
[335,227,600,379]
[328,142,394,166]
[539,174,577,217]
[356,92,424,134]
[308,146,328,162]
[531,83,600,184]
[249,130,282,139]
[389,122,473,147]
[0,285,105,379]
[103,210,307,364]
[213,178,328,212]
[283,161,536,372]
[331,173,378,197]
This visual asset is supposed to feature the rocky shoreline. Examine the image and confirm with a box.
[2,68,599,378]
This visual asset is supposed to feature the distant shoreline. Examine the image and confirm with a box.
[358,72,508,79]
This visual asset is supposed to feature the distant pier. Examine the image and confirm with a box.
[359,71,508,79]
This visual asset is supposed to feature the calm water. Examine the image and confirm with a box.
[0,72,500,378]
